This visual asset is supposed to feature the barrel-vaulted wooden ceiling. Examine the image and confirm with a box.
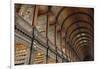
[15,4,94,61]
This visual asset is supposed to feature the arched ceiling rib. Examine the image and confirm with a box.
[72,35,93,46]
